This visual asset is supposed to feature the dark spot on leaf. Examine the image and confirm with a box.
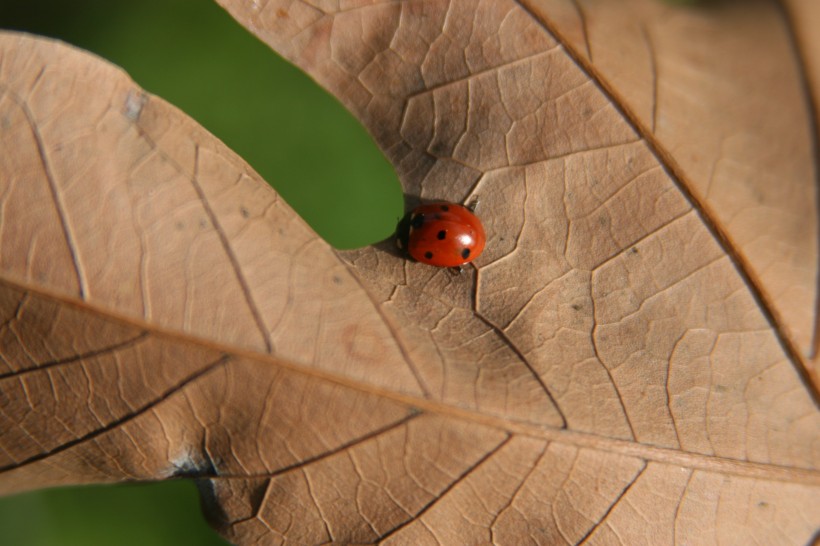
[411,213,425,229]
[429,141,450,157]
[195,480,228,529]
[434,213,442,220]
[332,275,342,284]
[571,303,581,311]
[757,501,769,508]
[440,204,449,211]
[240,206,250,218]
[630,247,639,254]
[175,222,185,231]
[437,230,446,240]
[425,251,433,259]
[461,248,470,259]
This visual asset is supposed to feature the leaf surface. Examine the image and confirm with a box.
[1,0,820,543]
[524,0,820,374]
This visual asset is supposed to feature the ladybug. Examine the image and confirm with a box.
[396,201,486,268]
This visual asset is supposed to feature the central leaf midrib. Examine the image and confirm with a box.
[2,274,817,487]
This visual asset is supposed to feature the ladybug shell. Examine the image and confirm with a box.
[405,202,486,267]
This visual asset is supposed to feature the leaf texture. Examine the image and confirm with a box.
[524,0,820,379]
[1,0,819,543]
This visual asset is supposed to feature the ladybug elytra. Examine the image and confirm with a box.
[396,202,486,268]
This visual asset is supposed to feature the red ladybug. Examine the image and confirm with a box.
[396,202,486,268]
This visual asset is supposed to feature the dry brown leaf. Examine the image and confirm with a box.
[1,0,819,543]
[524,0,819,376]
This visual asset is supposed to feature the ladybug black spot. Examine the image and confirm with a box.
[461,248,470,259]
[411,214,425,229]
[440,205,449,211]
[424,251,434,260]
[437,230,446,240]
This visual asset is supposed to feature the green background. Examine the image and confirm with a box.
[0,0,402,544]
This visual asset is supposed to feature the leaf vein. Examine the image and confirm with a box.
[0,331,148,380]
[7,87,88,298]
[376,433,513,543]
[577,460,648,545]
[190,145,274,354]
[0,355,228,474]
